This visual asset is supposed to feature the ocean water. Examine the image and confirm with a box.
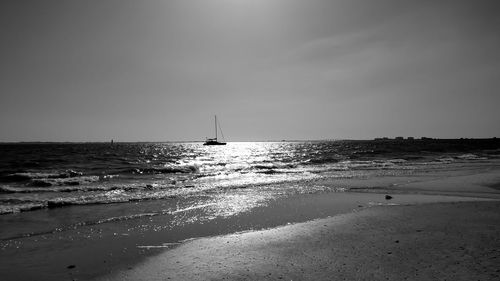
[1,139,499,216]
[1,140,499,214]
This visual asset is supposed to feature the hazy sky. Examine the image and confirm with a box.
[1,0,499,141]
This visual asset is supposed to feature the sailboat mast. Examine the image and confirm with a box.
[215,115,217,141]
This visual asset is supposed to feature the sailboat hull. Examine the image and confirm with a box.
[203,141,226,145]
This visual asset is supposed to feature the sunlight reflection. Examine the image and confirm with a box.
[168,188,272,227]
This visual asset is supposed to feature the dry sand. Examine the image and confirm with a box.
[99,200,500,281]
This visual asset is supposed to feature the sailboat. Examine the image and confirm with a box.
[203,115,227,145]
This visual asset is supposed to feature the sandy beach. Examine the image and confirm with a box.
[100,201,500,281]
[95,171,500,281]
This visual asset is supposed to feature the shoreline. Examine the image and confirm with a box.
[4,192,489,281]
[96,169,500,281]
[99,200,500,281]
[1,169,500,280]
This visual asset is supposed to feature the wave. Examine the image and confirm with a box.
[1,170,84,182]
[29,176,100,187]
[303,157,341,165]
[0,181,220,214]
[1,163,200,185]
[0,182,163,194]
[1,173,332,215]
[0,192,177,215]
[116,164,200,175]
[455,153,487,160]
[0,202,46,215]
[435,153,487,163]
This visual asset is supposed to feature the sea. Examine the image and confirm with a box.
[1,139,500,214]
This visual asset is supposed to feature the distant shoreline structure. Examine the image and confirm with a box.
[373,136,499,141]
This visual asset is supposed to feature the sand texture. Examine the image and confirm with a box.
[100,201,500,281]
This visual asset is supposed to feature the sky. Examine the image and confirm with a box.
[1,0,499,142]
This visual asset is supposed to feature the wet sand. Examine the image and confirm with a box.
[3,192,483,281]
[100,201,500,281]
[97,171,500,281]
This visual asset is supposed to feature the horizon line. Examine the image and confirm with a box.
[1,137,498,144]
